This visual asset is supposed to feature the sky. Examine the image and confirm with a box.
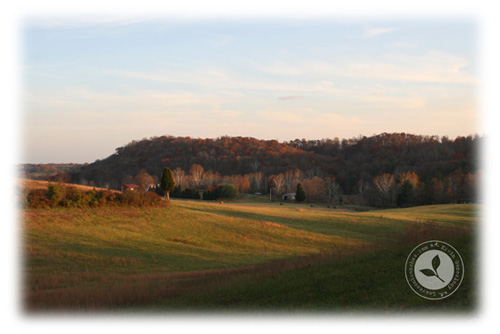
[22,16,478,163]
[4,1,500,332]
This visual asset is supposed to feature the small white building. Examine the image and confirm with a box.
[282,192,296,201]
[145,184,158,192]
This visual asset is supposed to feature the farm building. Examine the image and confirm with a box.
[121,184,139,192]
[282,192,296,201]
[145,184,159,192]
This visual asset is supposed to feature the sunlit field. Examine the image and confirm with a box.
[22,196,477,311]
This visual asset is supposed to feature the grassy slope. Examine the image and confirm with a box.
[19,178,119,193]
[24,203,365,276]
[155,234,475,313]
[22,200,478,310]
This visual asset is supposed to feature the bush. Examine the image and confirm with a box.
[170,187,201,200]
[117,189,165,207]
[63,186,87,207]
[26,189,50,208]
[215,184,238,200]
[47,184,64,207]
[202,184,238,201]
[25,184,167,209]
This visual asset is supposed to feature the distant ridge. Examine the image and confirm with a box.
[68,133,480,194]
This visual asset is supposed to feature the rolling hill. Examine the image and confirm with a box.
[69,133,480,193]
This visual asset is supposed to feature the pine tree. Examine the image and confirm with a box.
[397,180,413,207]
[160,168,175,200]
[295,183,306,202]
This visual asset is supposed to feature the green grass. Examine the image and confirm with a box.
[24,204,364,276]
[151,234,476,313]
[22,200,478,310]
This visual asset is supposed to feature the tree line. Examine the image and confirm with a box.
[132,163,478,208]
[21,133,480,207]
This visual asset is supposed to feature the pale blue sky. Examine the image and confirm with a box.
[22,17,477,163]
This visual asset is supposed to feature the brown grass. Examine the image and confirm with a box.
[24,242,376,311]
[19,178,119,193]
[401,218,470,245]
[263,221,285,228]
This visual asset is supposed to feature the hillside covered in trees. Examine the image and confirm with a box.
[50,132,480,207]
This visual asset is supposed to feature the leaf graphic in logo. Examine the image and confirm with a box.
[419,254,445,283]
[432,255,441,271]
[420,269,436,277]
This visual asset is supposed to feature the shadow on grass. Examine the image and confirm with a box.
[182,205,407,243]
[24,243,375,312]
[142,228,476,314]
[24,203,476,313]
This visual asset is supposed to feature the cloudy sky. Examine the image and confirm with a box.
[22,17,477,163]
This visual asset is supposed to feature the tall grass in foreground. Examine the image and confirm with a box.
[25,245,371,311]
[23,202,477,311]
[25,221,473,311]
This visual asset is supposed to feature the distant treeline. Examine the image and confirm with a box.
[21,133,480,208]
[22,163,82,182]
[65,133,479,192]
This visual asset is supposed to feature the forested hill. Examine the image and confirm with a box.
[69,133,480,194]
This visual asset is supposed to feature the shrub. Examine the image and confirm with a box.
[215,184,238,200]
[183,188,201,199]
[46,184,64,208]
[63,186,86,207]
[171,185,182,198]
[25,184,167,209]
[26,189,50,208]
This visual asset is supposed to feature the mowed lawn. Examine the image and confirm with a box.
[22,200,478,310]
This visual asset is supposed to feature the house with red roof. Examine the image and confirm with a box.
[121,184,139,192]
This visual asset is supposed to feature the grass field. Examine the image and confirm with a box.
[22,197,478,311]
[19,178,119,193]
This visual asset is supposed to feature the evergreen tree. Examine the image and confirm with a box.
[160,168,175,200]
[295,183,306,202]
[397,180,413,207]
[215,184,239,200]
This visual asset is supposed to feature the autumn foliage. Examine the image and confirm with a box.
[22,133,480,208]
[25,184,167,209]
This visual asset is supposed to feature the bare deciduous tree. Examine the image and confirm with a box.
[172,167,186,188]
[232,175,251,193]
[250,160,260,172]
[323,176,342,205]
[271,173,285,196]
[357,179,367,194]
[398,171,419,188]
[202,170,220,187]
[189,164,204,188]
[247,172,265,193]
[283,169,303,193]
[301,177,327,202]
[134,169,155,190]
[373,173,396,206]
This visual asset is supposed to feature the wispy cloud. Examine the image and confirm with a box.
[362,27,397,38]
[255,50,475,85]
[111,68,353,95]
[278,95,304,100]
[24,86,236,117]
[348,50,475,84]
